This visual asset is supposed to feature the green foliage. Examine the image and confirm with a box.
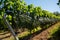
[0,0,60,32]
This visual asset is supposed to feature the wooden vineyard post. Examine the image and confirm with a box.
[3,13,19,40]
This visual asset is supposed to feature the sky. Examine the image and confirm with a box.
[24,0,60,12]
